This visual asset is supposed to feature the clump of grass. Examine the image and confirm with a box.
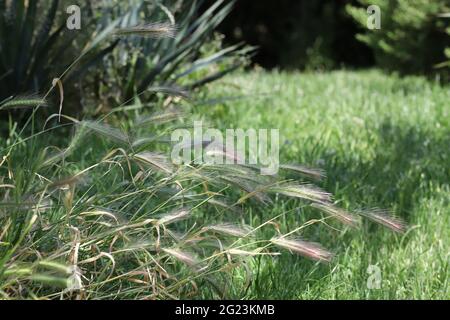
[0,11,408,299]
[0,104,407,299]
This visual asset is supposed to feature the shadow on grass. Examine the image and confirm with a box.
[322,119,449,217]
[246,119,449,299]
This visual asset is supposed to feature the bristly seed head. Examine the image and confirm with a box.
[269,182,332,203]
[0,95,47,110]
[157,208,191,225]
[280,164,326,181]
[162,248,200,268]
[113,22,177,39]
[202,224,253,237]
[271,237,333,262]
[358,208,407,233]
[312,203,360,227]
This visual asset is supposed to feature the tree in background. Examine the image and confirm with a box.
[217,0,373,70]
[347,0,450,78]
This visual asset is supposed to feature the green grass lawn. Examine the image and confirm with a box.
[203,70,449,299]
[1,70,448,300]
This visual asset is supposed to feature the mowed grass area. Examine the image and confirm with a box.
[203,70,449,299]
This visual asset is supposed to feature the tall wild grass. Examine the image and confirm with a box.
[0,0,405,299]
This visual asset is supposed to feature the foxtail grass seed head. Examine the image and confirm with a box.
[269,183,332,203]
[312,203,360,227]
[136,109,184,127]
[147,86,190,99]
[134,152,174,174]
[359,209,407,233]
[280,164,326,181]
[113,22,177,39]
[157,208,191,225]
[81,120,129,143]
[203,224,252,237]
[0,95,47,110]
[271,237,333,262]
[162,248,199,267]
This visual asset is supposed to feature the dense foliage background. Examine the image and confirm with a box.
[347,0,450,76]
[0,0,249,120]
[217,0,373,70]
[218,0,449,79]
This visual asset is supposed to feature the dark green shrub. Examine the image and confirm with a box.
[218,0,373,70]
[347,0,450,76]
[0,0,249,120]
[436,13,450,69]
[0,0,118,120]
[88,0,251,111]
